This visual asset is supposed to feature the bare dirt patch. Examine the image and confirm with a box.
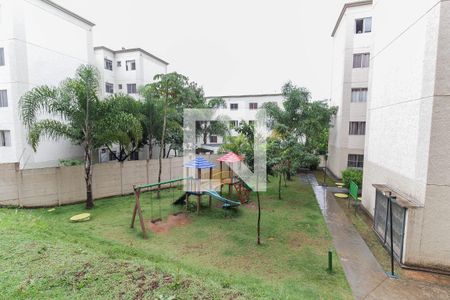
[147,213,191,234]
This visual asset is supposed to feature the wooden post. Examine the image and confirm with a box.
[209,167,212,208]
[131,187,138,228]
[197,168,201,214]
[220,161,223,194]
[131,187,148,239]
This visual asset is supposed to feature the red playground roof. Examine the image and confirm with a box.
[217,152,244,163]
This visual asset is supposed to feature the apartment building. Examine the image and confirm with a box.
[94,46,168,99]
[94,46,168,162]
[201,93,283,152]
[362,0,450,272]
[327,1,372,177]
[0,0,94,168]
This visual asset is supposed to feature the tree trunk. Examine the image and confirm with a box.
[286,160,292,181]
[157,98,168,198]
[256,191,261,245]
[278,175,282,200]
[84,145,94,209]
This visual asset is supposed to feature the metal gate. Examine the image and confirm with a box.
[373,190,407,262]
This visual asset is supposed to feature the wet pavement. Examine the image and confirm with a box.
[302,173,450,299]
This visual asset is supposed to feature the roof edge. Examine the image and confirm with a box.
[94,46,169,65]
[331,0,372,37]
[205,93,283,99]
[40,0,95,27]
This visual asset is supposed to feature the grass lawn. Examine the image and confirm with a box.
[312,169,337,187]
[0,176,351,299]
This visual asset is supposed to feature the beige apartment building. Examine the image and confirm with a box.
[330,0,450,272]
[327,1,372,178]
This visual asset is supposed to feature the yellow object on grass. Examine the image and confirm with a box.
[70,213,91,222]
[47,208,56,212]
[334,193,348,198]
[335,182,344,186]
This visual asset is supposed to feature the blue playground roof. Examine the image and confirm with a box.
[184,157,215,169]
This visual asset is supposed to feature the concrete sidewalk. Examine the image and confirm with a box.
[302,173,450,300]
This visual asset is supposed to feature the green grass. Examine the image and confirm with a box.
[313,170,337,187]
[0,176,351,299]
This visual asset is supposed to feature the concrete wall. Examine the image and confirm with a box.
[0,155,220,207]
[362,0,450,271]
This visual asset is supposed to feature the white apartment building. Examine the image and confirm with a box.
[94,46,168,99]
[0,0,94,168]
[201,93,283,152]
[362,0,450,272]
[327,1,372,177]
[94,46,168,162]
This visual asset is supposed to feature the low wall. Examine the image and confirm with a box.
[0,155,221,207]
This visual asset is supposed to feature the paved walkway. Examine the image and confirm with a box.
[302,173,450,300]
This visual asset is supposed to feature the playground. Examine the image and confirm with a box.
[0,162,352,299]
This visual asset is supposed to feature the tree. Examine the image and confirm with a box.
[20,65,101,208]
[143,73,192,197]
[96,94,143,162]
[263,82,336,179]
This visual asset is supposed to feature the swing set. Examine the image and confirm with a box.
[131,178,187,239]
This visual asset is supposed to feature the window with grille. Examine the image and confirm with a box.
[105,83,114,94]
[230,120,238,128]
[351,88,368,102]
[249,102,258,110]
[349,121,366,135]
[0,48,4,66]
[353,53,370,68]
[0,130,11,147]
[127,84,137,94]
[0,90,7,107]
[104,58,113,70]
[210,135,218,143]
[126,60,136,71]
[230,103,238,110]
[347,154,364,168]
[355,17,372,34]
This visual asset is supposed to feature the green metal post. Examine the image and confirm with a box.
[328,250,333,273]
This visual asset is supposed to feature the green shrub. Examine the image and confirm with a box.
[341,168,363,188]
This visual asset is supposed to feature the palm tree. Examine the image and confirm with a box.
[20,65,101,209]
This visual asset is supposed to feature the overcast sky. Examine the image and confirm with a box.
[56,0,345,100]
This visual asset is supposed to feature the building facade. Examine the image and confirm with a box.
[202,93,283,152]
[0,0,94,168]
[327,1,372,178]
[362,0,450,272]
[94,46,168,99]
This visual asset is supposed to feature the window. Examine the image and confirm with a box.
[105,83,114,94]
[104,58,113,71]
[349,121,366,135]
[230,120,238,128]
[0,130,11,147]
[355,17,372,34]
[127,84,137,94]
[117,61,122,67]
[351,88,368,102]
[109,151,117,161]
[249,102,258,110]
[0,48,4,66]
[353,53,370,68]
[126,60,136,71]
[230,103,238,110]
[249,120,255,126]
[0,90,7,107]
[347,154,364,168]
[210,135,218,143]
[118,84,123,90]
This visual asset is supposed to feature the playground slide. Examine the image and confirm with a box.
[204,190,241,207]
[172,191,240,208]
